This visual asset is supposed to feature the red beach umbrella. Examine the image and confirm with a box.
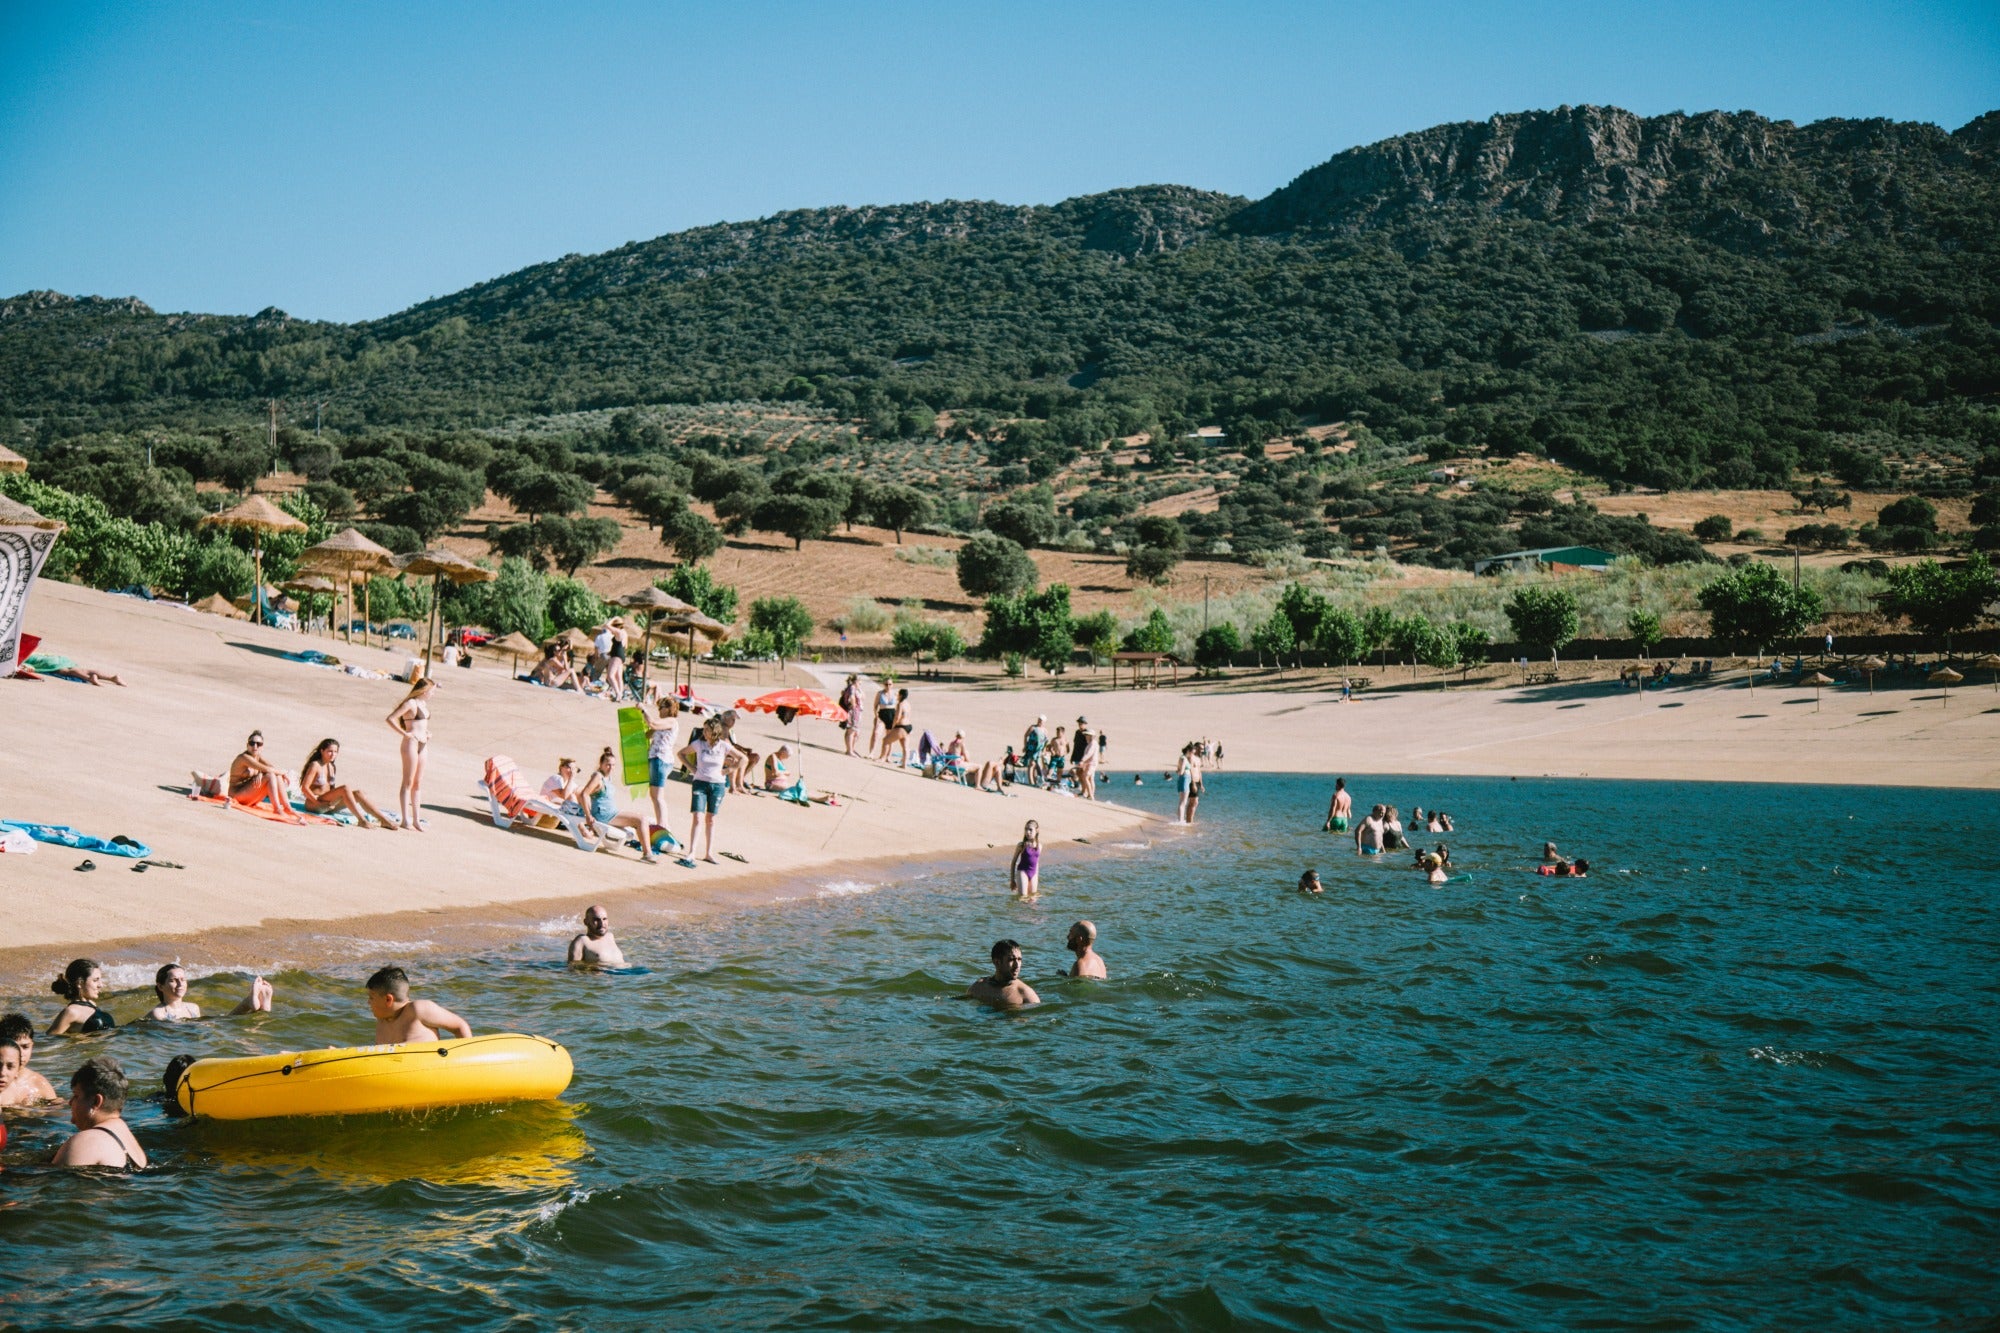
[734,688,849,726]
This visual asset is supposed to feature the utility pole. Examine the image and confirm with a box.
[314,401,323,436]
[267,399,279,477]
[1203,574,1210,633]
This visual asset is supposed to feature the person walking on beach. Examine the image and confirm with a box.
[386,676,437,832]
[50,1057,147,1172]
[966,940,1040,1008]
[1067,921,1107,978]
[366,966,471,1043]
[1324,778,1352,832]
[839,675,861,757]
[1074,719,1100,800]
[679,717,740,863]
[567,905,626,968]
[1010,820,1042,898]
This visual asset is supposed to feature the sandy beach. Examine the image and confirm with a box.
[5,582,1996,977]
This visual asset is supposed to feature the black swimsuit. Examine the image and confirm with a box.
[74,1003,115,1034]
[82,1123,141,1171]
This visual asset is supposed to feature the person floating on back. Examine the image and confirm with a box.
[567,905,627,968]
[1067,921,1107,978]
[967,940,1040,1008]
[366,966,471,1044]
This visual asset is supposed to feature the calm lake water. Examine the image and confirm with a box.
[4,773,1997,1330]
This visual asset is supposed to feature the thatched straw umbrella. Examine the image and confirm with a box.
[1856,655,1886,694]
[1799,670,1834,712]
[298,527,394,647]
[0,444,27,474]
[1928,665,1963,708]
[194,592,246,619]
[0,494,63,530]
[618,586,696,695]
[654,610,731,691]
[1972,652,2000,694]
[395,548,496,670]
[281,573,336,631]
[485,630,540,677]
[198,495,305,624]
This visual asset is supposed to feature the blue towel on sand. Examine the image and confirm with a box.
[0,822,151,858]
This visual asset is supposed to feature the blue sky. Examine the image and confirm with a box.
[2,1,1994,323]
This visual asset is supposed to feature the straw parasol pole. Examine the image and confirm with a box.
[619,586,696,697]
[1973,652,2000,693]
[1799,670,1834,712]
[298,528,394,648]
[281,574,336,634]
[395,548,496,671]
[1856,655,1885,695]
[1928,665,1962,708]
[199,495,305,625]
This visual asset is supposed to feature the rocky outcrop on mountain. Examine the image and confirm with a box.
[1059,186,1245,257]
[1229,106,2000,248]
[0,291,154,322]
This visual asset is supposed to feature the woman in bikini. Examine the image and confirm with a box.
[226,729,296,816]
[870,677,898,755]
[48,959,116,1035]
[880,689,913,767]
[50,1057,147,1171]
[839,675,862,756]
[386,677,436,832]
[300,738,396,828]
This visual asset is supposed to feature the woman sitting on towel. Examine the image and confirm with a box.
[762,746,794,792]
[574,747,658,863]
[300,738,396,828]
[227,730,296,815]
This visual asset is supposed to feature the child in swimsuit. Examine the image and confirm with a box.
[1010,820,1041,898]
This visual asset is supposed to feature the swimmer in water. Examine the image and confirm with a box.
[0,1014,58,1104]
[142,964,275,1022]
[1416,849,1448,884]
[567,905,627,968]
[966,940,1040,1008]
[1066,921,1108,978]
[50,1056,147,1171]
[1324,778,1352,832]
[366,966,471,1044]
[1541,841,1561,864]
[1298,869,1324,894]
[1355,806,1388,854]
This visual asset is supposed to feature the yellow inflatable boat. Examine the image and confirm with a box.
[174,1033,573,1120]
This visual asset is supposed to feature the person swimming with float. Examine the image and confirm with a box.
[366,966,471,1044]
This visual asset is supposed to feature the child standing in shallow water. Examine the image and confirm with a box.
[1010,820,1042,898]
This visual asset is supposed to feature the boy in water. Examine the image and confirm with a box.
[0,1014,59,1104]
[366,966,471,1044]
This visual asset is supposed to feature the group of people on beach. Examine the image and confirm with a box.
[526,618,639,700]
[202,676,437,832]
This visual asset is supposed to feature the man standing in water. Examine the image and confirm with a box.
[567,905,627,968]
[967,940,1040,1007]
[1066,921,1108,979]
[1355,805,1388,853]
[1324,778,1352,832]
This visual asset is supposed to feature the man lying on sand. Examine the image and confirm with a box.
[567,905,626,968]
[1067,921,1107,979]
[366,966,471,1044]
[967,940,1040,1008]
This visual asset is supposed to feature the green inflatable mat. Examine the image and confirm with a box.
[617,706,650,796]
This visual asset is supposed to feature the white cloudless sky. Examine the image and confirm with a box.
[1,0,1994,322]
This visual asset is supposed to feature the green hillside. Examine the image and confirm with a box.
[4,104,1998,502]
